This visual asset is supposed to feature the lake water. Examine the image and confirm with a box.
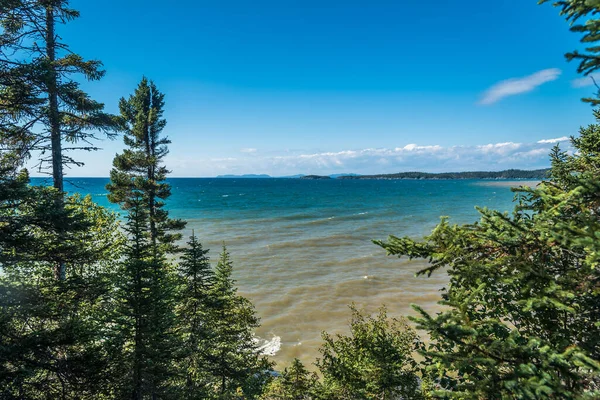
[35,177,535,368]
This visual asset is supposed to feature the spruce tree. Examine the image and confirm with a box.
[106,78,184,399]
[107,77,185,253]
[205,246,271,398]
[316,305,423,400]
[176,234,214,399]
[260,359,319,400]
[369,5,600,397]
[0,0,120,281]
[0,188,124,399]
[0,0,120,192]
[375,121,600,398]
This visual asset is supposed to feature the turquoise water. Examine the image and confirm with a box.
[36,177,531,367]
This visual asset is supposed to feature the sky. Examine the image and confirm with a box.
[35,0,600,177]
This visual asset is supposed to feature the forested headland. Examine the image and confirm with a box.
[1,0,599,399]
[336,168,550,180]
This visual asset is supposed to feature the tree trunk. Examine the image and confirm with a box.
[45,5,62,194]
[45,4,66,281]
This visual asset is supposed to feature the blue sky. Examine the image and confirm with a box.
[46,0,598,176]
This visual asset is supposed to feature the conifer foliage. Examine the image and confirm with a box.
[540,0,600,105]
[0,0,120,191]
[316,306,422,400]
[107,77,185,253]
[106,78,184,399]
[176,234,214,398]
[261,359,319,400]
[375,105,600,399]
[204,246,272,398]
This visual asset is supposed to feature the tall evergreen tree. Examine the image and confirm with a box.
[0,0,120,281]
[176,234,214,399]
[205,246,271,398]
[0,0,120,193]
[106,78,184,399]
[107,77,185,254]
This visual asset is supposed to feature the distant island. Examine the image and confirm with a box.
[214,169,550,180]
[300,175,332,180]
[336,168,550,180]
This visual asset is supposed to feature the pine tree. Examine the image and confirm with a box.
[369,5,600,397]
[176,234,214,399]
[316,305,423,400]
[107,77,185,253]
[106,78,184,399]
[375,119,600,398]
[0,0,120,281]
[0,187,124,399]
[205,246,271,398]
[109,194,161,398]
[260,359,319,400]
[0,0,120,192]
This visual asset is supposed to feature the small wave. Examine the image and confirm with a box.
[266,234,359,251]
[222,194,230,198]
[356,212,368,215]
[255,335,281,356]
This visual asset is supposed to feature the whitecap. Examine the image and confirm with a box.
[255,335,281,356]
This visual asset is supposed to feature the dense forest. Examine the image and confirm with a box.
[1,0,599,399]
[337,168,551,180]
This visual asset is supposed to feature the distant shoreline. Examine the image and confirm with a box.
[31,168,552,180]
[335,168,550,180]
[218,168,551,180]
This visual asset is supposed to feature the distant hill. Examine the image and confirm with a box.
[329,173,361,178]
[300,175,332,180]
[337,168,551,180]
[215,174,271,178]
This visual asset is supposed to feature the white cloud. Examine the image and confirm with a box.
[241,148,258,153]
[479,68,562,105]
[571,73,600,88]
[537,136,569,144]
[169,138,573,176]
[476,142,522,155]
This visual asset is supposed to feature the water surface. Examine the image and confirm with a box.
[38,177,530,368]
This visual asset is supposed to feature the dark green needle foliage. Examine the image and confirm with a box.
[204,246,272,399]
[316,305,423,400]
[0,0,120,193]
[261,359,319,400]
[107,77,185,254]
[109,194,177,399]
[366,4,600,397]
[176,234,215,399]
[106,79,184,399]
[0,184,124,399]
[375,124,600,398]
[540,0,600,105]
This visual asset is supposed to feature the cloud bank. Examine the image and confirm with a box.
[480,68,561,105]
[168,137,573,177]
